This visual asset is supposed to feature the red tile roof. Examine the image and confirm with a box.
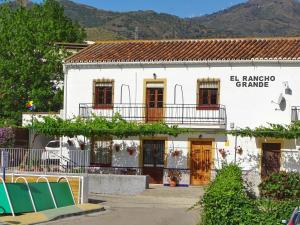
[65,38,300,63]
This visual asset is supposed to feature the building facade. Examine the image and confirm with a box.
[63,38,300,187]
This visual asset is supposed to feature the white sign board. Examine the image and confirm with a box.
[1,151,8,168]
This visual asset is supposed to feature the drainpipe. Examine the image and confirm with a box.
[63,64,68,120]
[234,135,237,164]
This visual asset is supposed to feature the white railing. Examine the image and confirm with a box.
[0,148,90,174]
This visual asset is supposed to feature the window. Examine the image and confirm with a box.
[198,80,220,109]
[91,140,112,166]
[94,81,114,109]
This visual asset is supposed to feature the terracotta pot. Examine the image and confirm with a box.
[170,179,177,187]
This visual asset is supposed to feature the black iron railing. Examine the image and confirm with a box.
[292,106,300,122]
[79,103,227,126]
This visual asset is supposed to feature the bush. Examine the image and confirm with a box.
[256,199,300,224]
[200,164,260,225]
[0,127,15,147]
[200,165,300,225]
[259,172,300,200]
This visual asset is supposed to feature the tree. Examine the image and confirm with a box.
[0,0,86,124]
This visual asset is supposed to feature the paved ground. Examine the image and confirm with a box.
[0,204,103,225]
[42,185,204,225]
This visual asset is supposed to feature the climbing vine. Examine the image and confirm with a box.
[28,114,188,138]
[228,121,300,139]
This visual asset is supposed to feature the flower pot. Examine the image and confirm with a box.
[170,180,177,187]
[127,147,135,155]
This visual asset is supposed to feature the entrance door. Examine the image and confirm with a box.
[143,140,165,184]
[146,87,164,122]
[190,141,212,185]
[261,143,281,179]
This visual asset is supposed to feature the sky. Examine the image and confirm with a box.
[33,0,247,18]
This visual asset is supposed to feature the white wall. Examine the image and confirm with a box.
[64,62,300,184]
[64,63,300,129]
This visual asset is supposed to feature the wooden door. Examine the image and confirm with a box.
[261,143,281,179]
[143,140,165,184]
[190,141,212,185]
[146,87,164,122]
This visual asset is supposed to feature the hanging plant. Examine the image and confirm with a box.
[236,146,243,155]
[171,149,182,158]
[218,149,227,158]
[127,146,136,155]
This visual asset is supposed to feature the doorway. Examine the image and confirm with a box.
[261,143,281,179]
[190,141,212,185]
[145,86,164,122]
[142,140,165,184]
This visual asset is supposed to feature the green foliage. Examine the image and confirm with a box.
[256,199,300,224]
[200,164,259,225]
[228,121,300,139]
[259,172,300,200]
[0,0,86,123]
[0,118,18,127]
[200,165,300,225]
[0,127,15,147]
[29,114,188,138]
[60,0,300,40]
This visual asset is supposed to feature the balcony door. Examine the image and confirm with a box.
[146,84,164,122]
[190,141,212,185]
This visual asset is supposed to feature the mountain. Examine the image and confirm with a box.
[57,0,300,40]
[58,0,210,40]
[193,0,300,37]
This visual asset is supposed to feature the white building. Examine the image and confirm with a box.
[63,38,300,187]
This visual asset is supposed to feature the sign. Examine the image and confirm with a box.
[1,151,8,168]
[230,76,276,87]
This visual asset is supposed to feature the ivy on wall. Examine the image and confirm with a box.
[228,121,300,139]
[28,114,188,138]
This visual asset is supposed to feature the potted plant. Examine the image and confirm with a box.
[236,146,243,155]
[218,149,227,158]
[127,146,136,155]
[171,149,182,158]
[167,170,182,187]
[79,142,85,150]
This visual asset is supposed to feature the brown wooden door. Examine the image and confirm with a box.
[261,143,281,179]
[146,87,164,122]
[190,141,212,185]
[143,140,165,184]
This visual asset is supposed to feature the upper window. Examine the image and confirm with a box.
[94,80,114,109]
[197,80,220,109]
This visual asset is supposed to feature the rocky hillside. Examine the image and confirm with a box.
[58,0,300,40]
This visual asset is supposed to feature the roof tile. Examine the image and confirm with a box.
[65,38,300,63]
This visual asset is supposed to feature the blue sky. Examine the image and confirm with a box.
[34,0,247,18]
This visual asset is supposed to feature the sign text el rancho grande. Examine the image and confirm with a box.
[230,75,276,87]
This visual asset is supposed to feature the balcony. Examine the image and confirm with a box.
[292,106,300,122]
[79,103,227,129]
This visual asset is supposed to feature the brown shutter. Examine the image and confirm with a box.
[199,88,203,106]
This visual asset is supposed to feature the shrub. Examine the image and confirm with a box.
[0,127,15,148]
[200,164,260,225]
[259,172,300,200]
[256,198,300,224]
[200,165,300,225]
